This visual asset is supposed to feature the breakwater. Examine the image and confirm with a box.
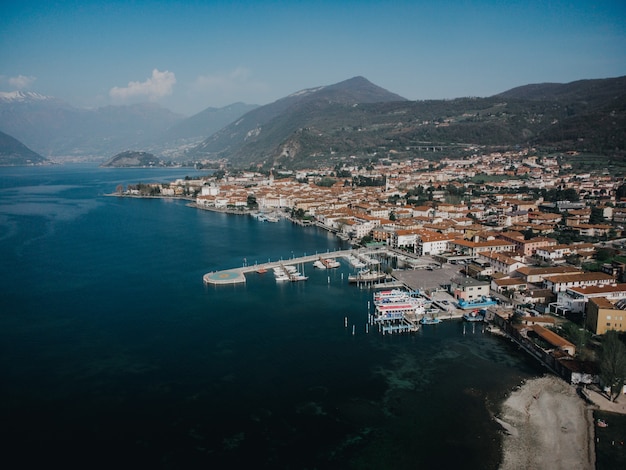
[203,248,392,285]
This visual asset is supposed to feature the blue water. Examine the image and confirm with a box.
[0,164,541,469]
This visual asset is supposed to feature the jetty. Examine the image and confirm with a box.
[204,249,364,285]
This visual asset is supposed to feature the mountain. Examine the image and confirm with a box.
[0,92,185,159]
[2,76,624,167]
[162,102,258,142]
[496,76,626,105]
[0,92,257,161]
[189,76,407,165]
[0,130,48,165]
[100,150,161,168]
[188,76,626,169]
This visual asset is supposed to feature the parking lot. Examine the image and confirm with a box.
[391,257,464,292]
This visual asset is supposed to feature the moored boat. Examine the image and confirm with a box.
[374,289,423,307]
[462,310,484,322]
[457,296,497,310]
[420,315,442,325]
[322,258,340,269]
[348,269,385,283]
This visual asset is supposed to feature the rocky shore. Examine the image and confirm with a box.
[497,375,595,469]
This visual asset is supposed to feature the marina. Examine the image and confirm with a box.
[203,246,499,337]
[203,248,390,285]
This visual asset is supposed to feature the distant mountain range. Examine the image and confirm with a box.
[1,75,624,167]
[0,130,47,166]
[0,92,255,161]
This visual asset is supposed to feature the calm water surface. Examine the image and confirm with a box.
[0,164,541,469]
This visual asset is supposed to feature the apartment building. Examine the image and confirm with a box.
[586,297,626,334]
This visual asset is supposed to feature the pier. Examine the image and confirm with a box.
[203,249,387,285]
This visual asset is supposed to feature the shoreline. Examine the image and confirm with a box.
[497,375,595,469]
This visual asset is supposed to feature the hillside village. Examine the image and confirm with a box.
[123,148,626,341]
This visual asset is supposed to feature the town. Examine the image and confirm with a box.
[119,148,626,389]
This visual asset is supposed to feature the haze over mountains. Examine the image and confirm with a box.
[0,130,46,165]
[1,75,625,167]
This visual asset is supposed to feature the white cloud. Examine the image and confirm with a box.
[8,75,36,89]
[109,69,176,101]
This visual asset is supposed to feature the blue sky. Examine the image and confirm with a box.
[1,0,625,116]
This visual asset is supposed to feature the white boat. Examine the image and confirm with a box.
[420,315,442,325]
[346,255,366,268]
[374,289,409,302]
[375,290,419,304]
[273,266,290,281]
[348,269,385,283]
[322,258,340,269]
[374,301,425,319]
[313,260,327,269]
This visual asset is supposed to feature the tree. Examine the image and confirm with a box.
[361,235,373,245]
[246,194,258,209]
[565,253,582,266]
[596,247,614,263]
[561,322,591,358]
[522,228,534,240]
[599,330,626,402]
[589,207,605,224]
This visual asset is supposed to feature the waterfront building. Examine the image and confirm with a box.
[552,283,626,314]
[449,277,490,302]
[585,297,626,334]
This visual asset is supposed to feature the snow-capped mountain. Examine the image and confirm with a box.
[0,91,55,102]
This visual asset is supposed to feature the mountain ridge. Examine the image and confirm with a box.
[0,130,48,166]
[187,75,626,169]
[0,96,254,160]
[0,75,624,166]
[190,76,407,165]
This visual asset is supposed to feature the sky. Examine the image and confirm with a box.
[1,0,625,116]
